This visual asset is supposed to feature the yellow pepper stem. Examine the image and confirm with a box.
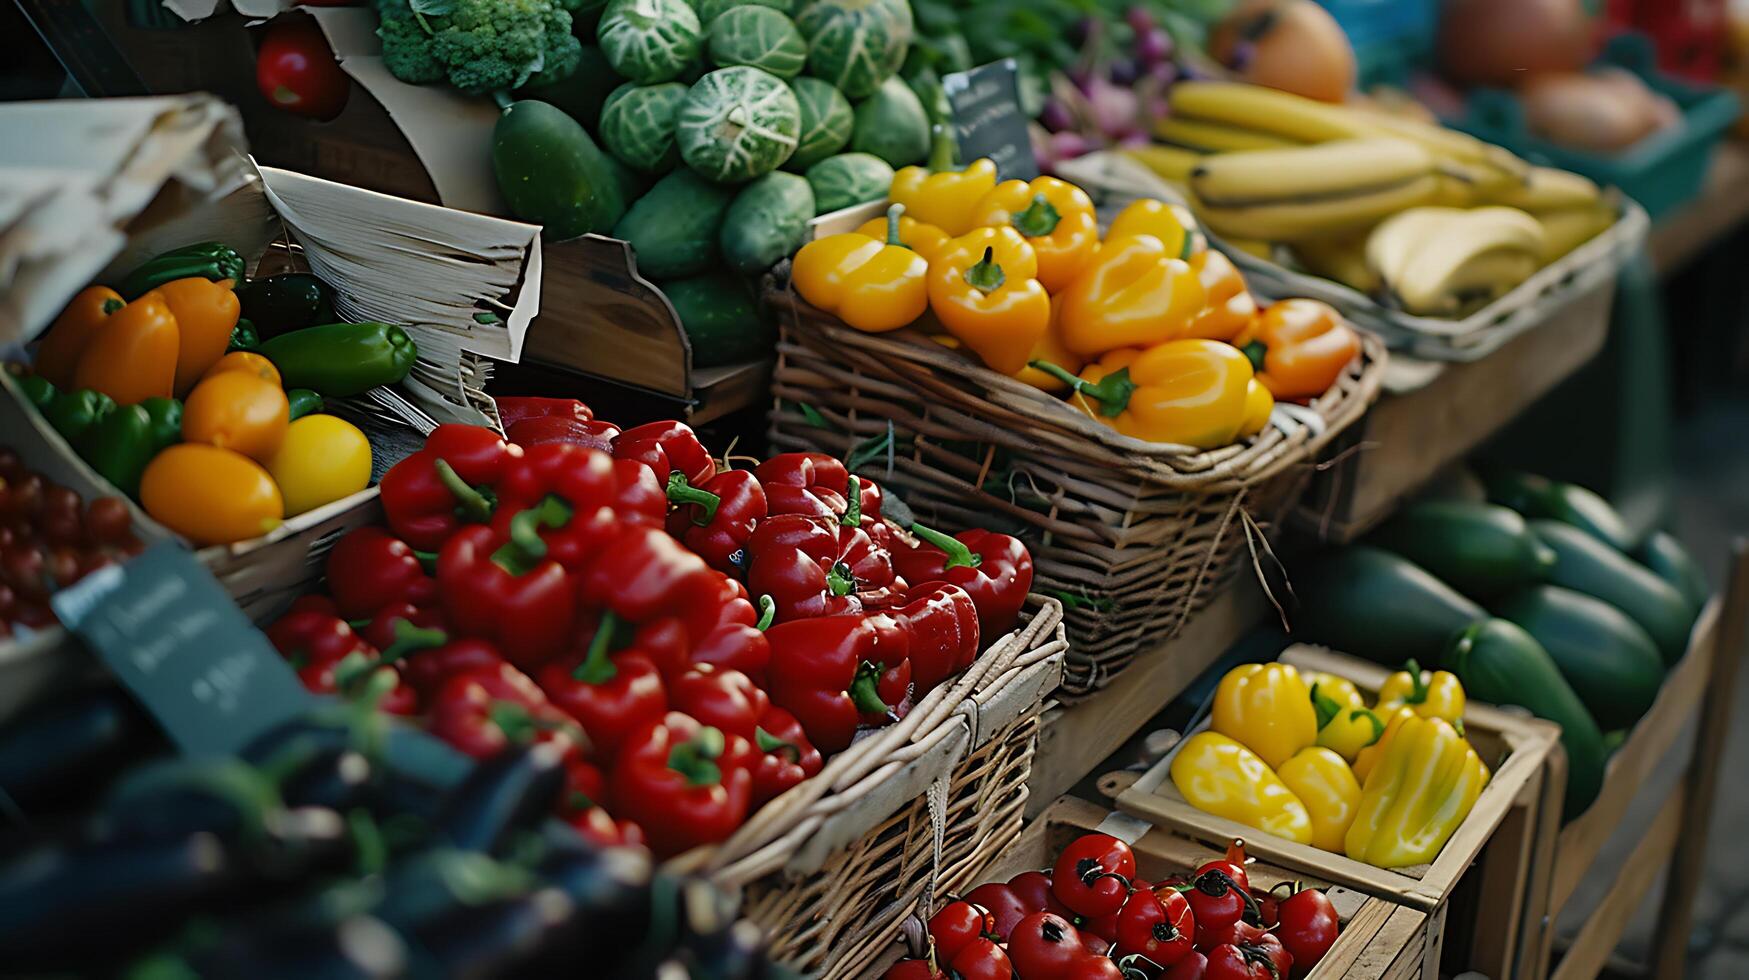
[963,247,1006,293]
[1028,360,1137,418]
[1011,193,1062,237]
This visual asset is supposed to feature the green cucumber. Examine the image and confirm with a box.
[1485,470,1637,552]
[1492,586,1665,730]
[850,75,930,167]
[1289,546,1486,668]
[1530,519,1695,665]
[1368,501,1556,602]
[613,169,737,278]
[1447,618,1605,817]
[660,273,771,366]
[1636,530,1710,613]
[720,171,815,274]
[492,100,627,240]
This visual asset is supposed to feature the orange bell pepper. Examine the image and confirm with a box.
[972,176,1099,292]
[155,277,241,396]
[792,204,929,333]
[927,226,1051,376]
[73,292,179,406]
[1239,298,1361,401]
[1032,339,1255,447]
[35,286,125,389]
[1106,199,1192,260]
[1181,250,1257,343]
[1056,235,1207,357]
[854,213,950,265]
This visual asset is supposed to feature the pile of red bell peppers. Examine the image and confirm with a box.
[265,396,1033,858]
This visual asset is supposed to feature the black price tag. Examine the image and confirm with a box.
[53,543,316,756]
[943,59,1039,181]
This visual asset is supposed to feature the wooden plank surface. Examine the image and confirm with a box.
[1300,280,1615,542]
[1025,580,1266,816]
[1648,142,1749,278]
[1548,791,1685,980]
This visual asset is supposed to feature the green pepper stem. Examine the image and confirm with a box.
[885,203,906,248]
[1029,360,1137,418]
[573,610,622,685]
[378,619,448,664]
[1011,193,1062,238]
[841,474,862,527]
[963,247,1006,293]
[1242,339,1268,372]
[909,522,981,570]
[1309,684,1341,730]
[101,298,124,315]
[667,470,721,526]
[925,123,958,173]
[1403,659,1429,705]
[755,594,776,631]
[1354,709,1385,745]
[412,548,439,573]
[491,494,572,576]
[488,701,537,744]
[668,726,726,788]
[827,561,856,597]
[849,660,891,715]
[755,726,801,762]
[434,458,494,523]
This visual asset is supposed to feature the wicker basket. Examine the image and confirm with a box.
[766,291,1386,697]
[682,597,1066,978]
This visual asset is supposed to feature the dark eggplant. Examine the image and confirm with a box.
[682,919,769,980]
[0,685,161,815]
[435,743,568,853]
[94,757,282,845]
[174,914,408,980]
[521,840,654,974]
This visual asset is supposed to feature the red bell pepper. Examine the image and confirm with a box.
[488,442,666,572]
[666,469,767,575]
[747,704,822,804]
[755,452,882,521]
[612,421,717,511]
[630,569,774,684]
[436,507,577,669]
[428,662,583,759]
[609,711,753,858]
[267,610,418,715]
[894,524,1033,639]
[567,804,647,851]
[764,613,914,754]
[495,395,592,428]
[380,424,519,550]
[669,664,767,739]
[507,415,620,453]
[286,593,339,618]
[743,515,904,623]
[537,611,670,757]
[357,602,448,663]
[324,527,437,620]
[401,632,507,700]
[889,582,981,692]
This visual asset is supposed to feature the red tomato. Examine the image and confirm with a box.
[1164,950,1208,980]
[1009,870,1075,918]
[929,900,995,961]
[256,18,349,121]
[1187,867,1256,949]
[966,882,1032,942]
[1204,932,1291,980]
[1081,932,1112,957]
[1007,912,1084,980]
[884,959,948,980]
[1060,954,1125,979]
[1116,887,1195,967]
[1277,887,1339,975]
[1051,834,1137,918]
[950,937,1014,980]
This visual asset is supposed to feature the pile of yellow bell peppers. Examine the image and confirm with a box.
[1170,661,1490,869]
[792,159,1365,450]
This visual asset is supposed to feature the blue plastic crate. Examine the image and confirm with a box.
[1316,0,1435,87]
[1446,33,1740,219]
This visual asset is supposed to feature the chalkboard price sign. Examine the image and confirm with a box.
[943,59,1040,181]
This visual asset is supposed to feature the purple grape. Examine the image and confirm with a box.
[1110,59,1141,86]
[1125,5,1155,35]
[1137,28,1173,66]
[1040,98,1077,133]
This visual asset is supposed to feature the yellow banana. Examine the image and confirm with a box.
[1535,204,1617,263]
[1123,144,1203,185]
[1351,110,1531,181]
[1384,207,1545,315]
[1292,234,1381,294]
[1154,116,1301,153]
[1189,138,1434,208]
[1169,81,1374,143]
[1485,166,1603,211]
[1195,174,1442,242]
[1365,207,1469,286]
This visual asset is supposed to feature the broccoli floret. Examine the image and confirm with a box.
[376,1,447,85]
[532,7,583,85]
[373,0,578,95]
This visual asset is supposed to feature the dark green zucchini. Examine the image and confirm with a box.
[1492,585,1664,730]
[1368,500,1556,601]
[1484,470,1637,552]
[1531,519,1696,666]
[1636,530,1710,614]
[1290,546,1486,667]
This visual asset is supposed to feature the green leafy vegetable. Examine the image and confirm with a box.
[598,0,705,84]
[709,6,807,79]
[676,66,802,183]
[599,82,689,173]
[375,0,581,95]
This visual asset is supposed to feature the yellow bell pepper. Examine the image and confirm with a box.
[1277,746,1362,853]
[1034,339,1254,448]
[1180,250,1257,343]
[1313,686,1385,764]
[1351,705,1414,785]
[888,126,999,237]
[1306,672,1365,709]
[1210,662,1318,770]
[793,204,929,333]
[35,286,125,389]
[1345,716,1491,868]
[972,176,1100,292]
[926,226,1051,376]
[1056,235,1207,356]
[1239,379,1273,437]
[1170,731,1313,844]
[855,213,951,265]
[1012,297,1084,393]
[1106,199,1190,259]
[1378,659,1467,726]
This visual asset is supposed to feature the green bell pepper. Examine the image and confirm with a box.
[286,388,324,421]
[15,374,57,411]
[75,397,182,498]
[256,322,418,398]
[236,273,336,338]
[43,389,117,443]
[228,318,260,352]
[118,242,246,301]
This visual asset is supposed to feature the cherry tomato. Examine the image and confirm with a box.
[930,900,996,961]
[950,937,1014,980]
[1187,866,1257,949]
[1199,918,1269,950]
[256,18,350,121]
[1052,834,1137,918]
[1276,887,1339,975]
[1061,954,1125,980]
[1116,887,1195,967]
[966,882,1032,942]
[84,497,133,546]
[1204,937,1291,980]
[1009,870,1076,918]
[1254,890,1280,929]
[1081,932,1111,957]
[883,959,948,980]
[1008,912,1084,980]
[1164,950,1208,980]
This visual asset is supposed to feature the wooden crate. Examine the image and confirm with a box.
[892,796,1442,980]
[1295,276,1616,543]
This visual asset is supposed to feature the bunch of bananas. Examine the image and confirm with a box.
[1125,82,1618,317]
